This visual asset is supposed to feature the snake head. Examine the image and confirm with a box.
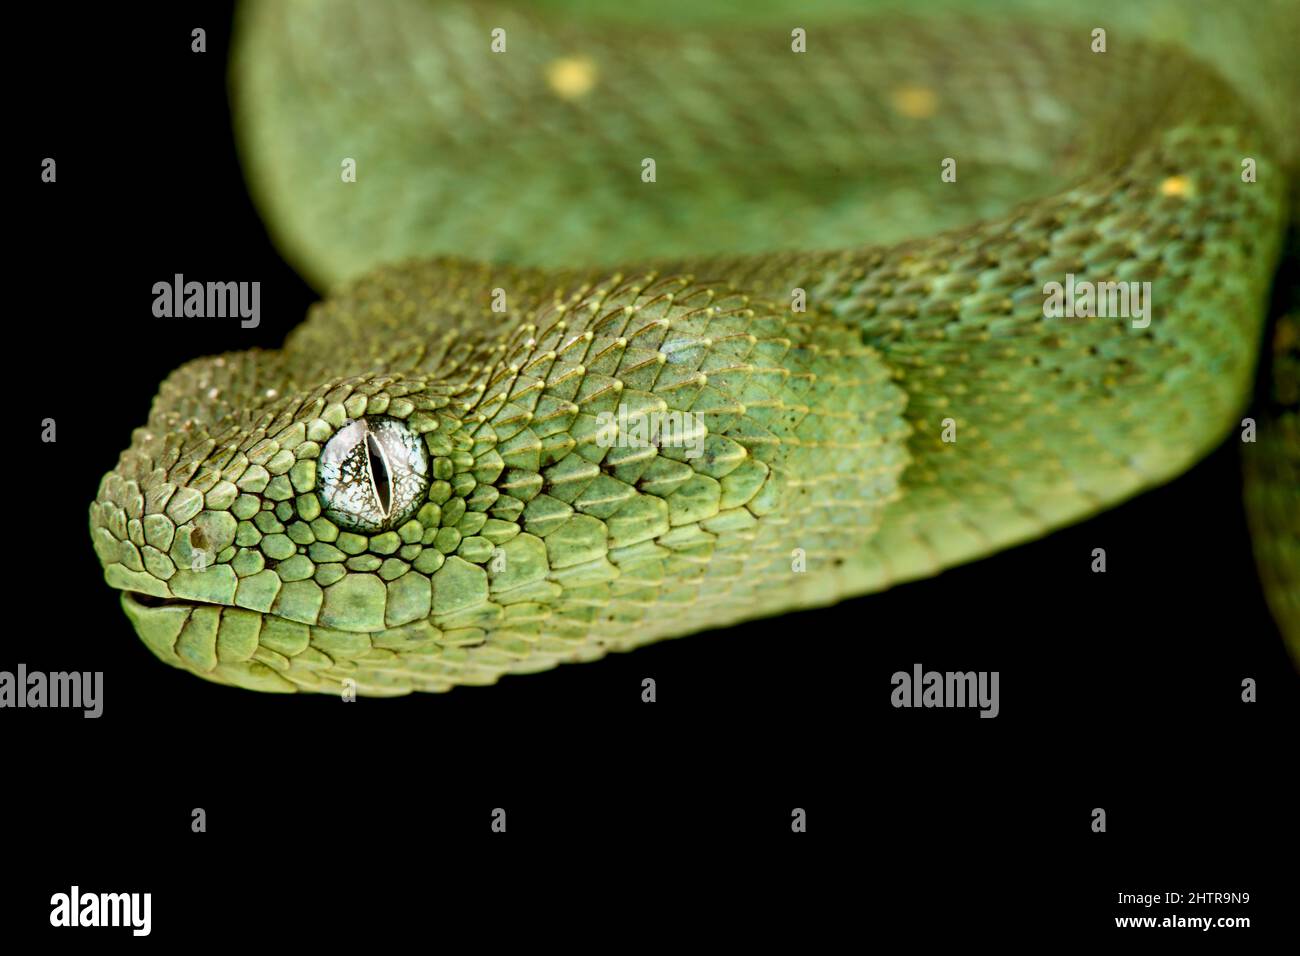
[91,259,912,694]
[88,323,521,695]
[89,260,671,694]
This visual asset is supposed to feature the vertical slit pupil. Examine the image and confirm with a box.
[366,433,392,516]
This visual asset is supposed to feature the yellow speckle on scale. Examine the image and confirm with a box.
[1160,174,1193,197]
[891,85,938,118]
[546,56,598,99]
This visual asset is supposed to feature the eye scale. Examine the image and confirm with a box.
[318,416,429,533]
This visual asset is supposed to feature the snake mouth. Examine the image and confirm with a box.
[122,591,227,611]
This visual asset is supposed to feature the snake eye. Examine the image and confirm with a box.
[318,416,429,533]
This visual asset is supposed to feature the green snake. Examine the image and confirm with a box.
[90,0,1300,694]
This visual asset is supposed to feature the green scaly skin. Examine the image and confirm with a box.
[90,0,1300,694]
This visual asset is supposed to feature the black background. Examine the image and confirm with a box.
[8,1,1295,942]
